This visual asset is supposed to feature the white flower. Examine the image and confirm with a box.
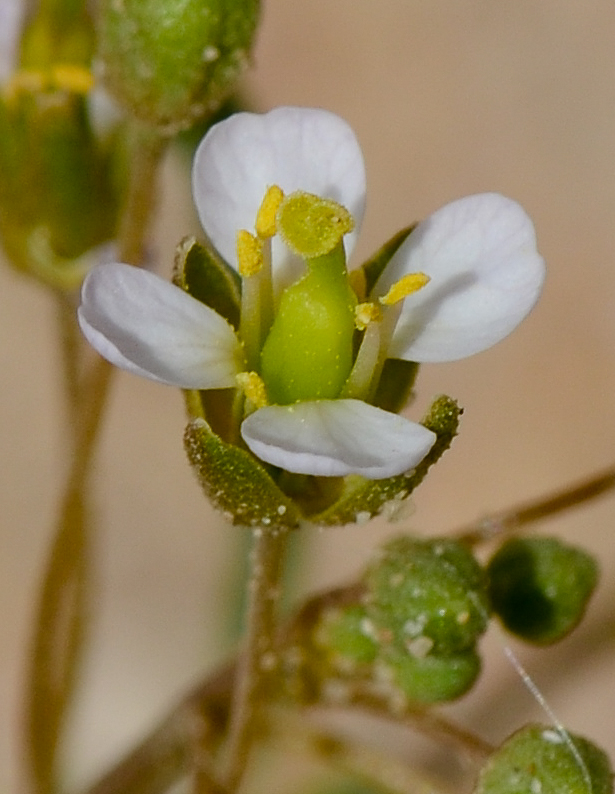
[78,107,545,480]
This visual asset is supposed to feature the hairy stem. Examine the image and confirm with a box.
[218,527,289,792]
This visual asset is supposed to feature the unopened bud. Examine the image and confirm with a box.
[99,0,260,132]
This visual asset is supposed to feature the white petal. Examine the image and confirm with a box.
[192,107,366,288]
[241,399,436,479]
[78,263,244,388]
[375,193,546,362]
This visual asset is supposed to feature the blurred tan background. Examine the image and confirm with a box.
[3,1,615,791]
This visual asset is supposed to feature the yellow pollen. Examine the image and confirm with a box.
[379,272,430,306]
[51,64,94,94]
[236,230,263,276]
[236,371,268,408]
[255,185,284,238]
[355,302,382,331]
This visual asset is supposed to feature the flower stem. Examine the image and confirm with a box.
[23,353,113,794]
[218,527,288,792]
[22,120,166,794]
[117,123,167,265]
[453,464,615,545]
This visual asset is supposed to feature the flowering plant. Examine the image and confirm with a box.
[2,3,614,794]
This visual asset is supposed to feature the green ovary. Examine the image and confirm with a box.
[260,243,357,404]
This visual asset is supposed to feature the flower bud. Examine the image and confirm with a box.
[365,537,490,656]
[0,0,119,278]
[473,724,613,794]
[99,0,260,132]
[487,536,598,645]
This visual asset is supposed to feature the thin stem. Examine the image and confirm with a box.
[452,464,615,545]
[269,707,455,794]
[218,527,289,792]
[117,123,167,266]
[22,120,167,794]
[76,463,615,794]
[56,291,82,423]
[23,356,113,794]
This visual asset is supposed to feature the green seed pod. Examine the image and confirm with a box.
[365,537,490,656]
[473,724,613,794]
[99,0,260,132]
[314,605,379,667]
[487,536,598,645]
[381,646,480,704]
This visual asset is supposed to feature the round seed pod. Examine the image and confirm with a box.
[365,536,490,656]
[380,646,481,704]
[487,536,598,645]
[473,724,612,794]
[315,605,378,667]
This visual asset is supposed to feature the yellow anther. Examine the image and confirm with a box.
[51,64,94,94]
[236,371,269,408]
[348,267,367,301]
[379,272,430,306]
[5,65,94,98]
[355,302,382,331]
[255,185,284,238]
[236,230,263,276]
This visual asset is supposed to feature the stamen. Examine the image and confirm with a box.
[380,272,430,306]
[236,230,263,276]
[236,371,269,409]
[5,65,94,97]
[51,64,94,94]
[255,185,284,238]
[355,302,382,331]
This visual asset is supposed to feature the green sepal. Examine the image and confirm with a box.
[380,646,481,704]
[99,0,260,132]
[372,359,419,413]
[184,417,301,529]
[312,394,462,526]
[474,724,613,794]
[365,536,490,656]
[173,236,241,329]
[487,536,598,645]
[356,224,416,298]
